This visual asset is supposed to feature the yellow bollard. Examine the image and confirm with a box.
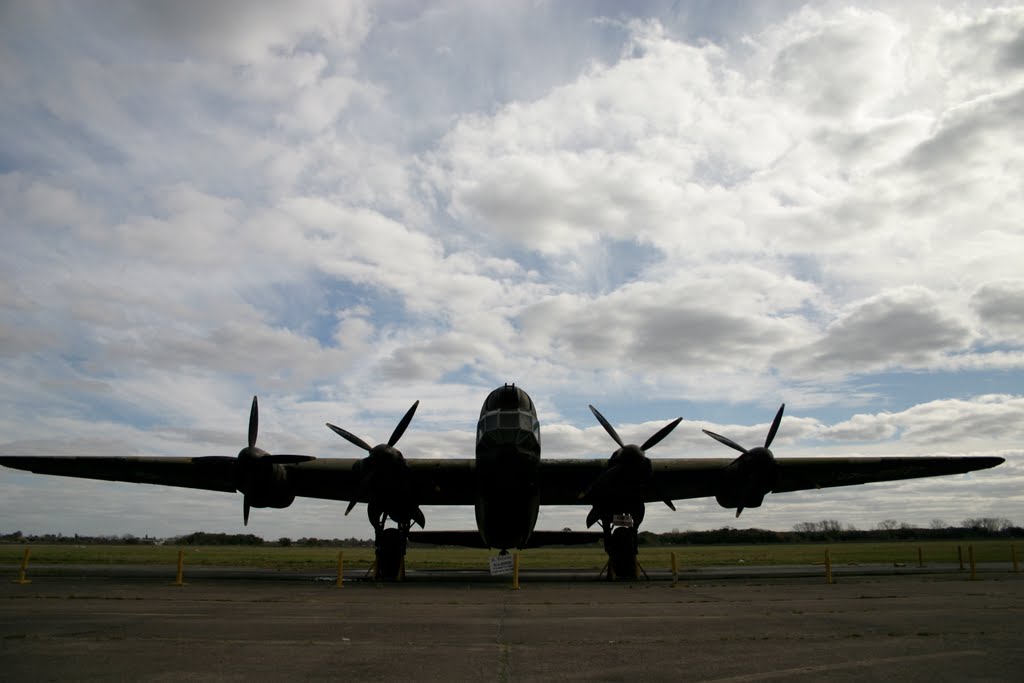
[1011,544,1019,573]
[336,550,344,588]
[968,545,977,581]
[512,553,520,590]
[917,546,924,568]
[13,547,31,585]
[671,551,679,587]
[957,545,964,571]
[172,549,186,587]
[825,548,833,584]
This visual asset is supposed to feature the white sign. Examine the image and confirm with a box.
[489,554,514,576]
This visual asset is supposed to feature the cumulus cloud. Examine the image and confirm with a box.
[972,280,1024,338]
[775,287,976,376]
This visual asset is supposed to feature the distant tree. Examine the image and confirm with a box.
[792,520,843,535]
[929,519,947,530]
[278,537,292,547]
[818,519,843,533]
[876,519,901,531]
[961,517,1013,532]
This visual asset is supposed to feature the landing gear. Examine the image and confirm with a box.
[606,526,639,580]
[373,527,407,580]
[596,513,642,581]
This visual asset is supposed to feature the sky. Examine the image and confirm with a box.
[1,0,1023,541]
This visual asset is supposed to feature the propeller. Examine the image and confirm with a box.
[326,400,425,531]
[242,396,259,525]
[702,403,784,517]
[236,396,313,526]
[703,403,785,455]
[581,405,682,529]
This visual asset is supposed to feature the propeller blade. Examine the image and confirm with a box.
[736,507,744,518]
[640,417,683,451]
[344,499,358,516]
[248,396,259,449]
[326,423,373,452]
[702,429,748,454]
[243,497,251,526]
[764,403,785,448]
[586,506,601,529]
[650,479,676,511]
[589,405,624,448]
[412,506,426,529]
[388,400,420,447]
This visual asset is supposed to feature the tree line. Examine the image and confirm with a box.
[640,517,1021,546]
[0,530,374,547]
[2,518,1018,547]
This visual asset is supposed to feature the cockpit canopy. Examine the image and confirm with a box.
[480,384,535,416]
[477,384,540,450]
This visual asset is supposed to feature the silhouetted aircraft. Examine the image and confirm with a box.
[0,384,1004,579]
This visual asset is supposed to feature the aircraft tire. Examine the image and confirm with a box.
[375,528,406,580]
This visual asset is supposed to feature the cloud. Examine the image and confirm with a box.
[97,0,372,65]
[1,2,1023,537]
[769,7,905,118]
[776,287,974,375]
[972,280,1024,339]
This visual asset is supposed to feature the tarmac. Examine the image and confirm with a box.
[2,563,1022,681]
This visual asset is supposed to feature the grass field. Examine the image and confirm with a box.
[1,540,1020,572]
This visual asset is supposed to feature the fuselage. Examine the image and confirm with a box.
[474,384,541,550]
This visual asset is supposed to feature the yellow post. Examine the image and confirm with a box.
[13,547,31,585]
[957,545,964,570]
[825,548,833,584]
[173,549,185,587]
[671,551,678,587]
[512,553,520,590]
[968,544,977,581]
[1011,544,1019,573]
[917,546,924,568]
[336,550,344,588]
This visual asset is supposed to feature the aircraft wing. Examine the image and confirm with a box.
[769,456,1005,493]
[537,455,1004,505]
[0,455,479,506]
[284,458,477,505]
[0,455,240,493]
[0,453,1003,507]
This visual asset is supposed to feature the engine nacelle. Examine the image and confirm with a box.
[240,459,296,510]
[715,447,777,515]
